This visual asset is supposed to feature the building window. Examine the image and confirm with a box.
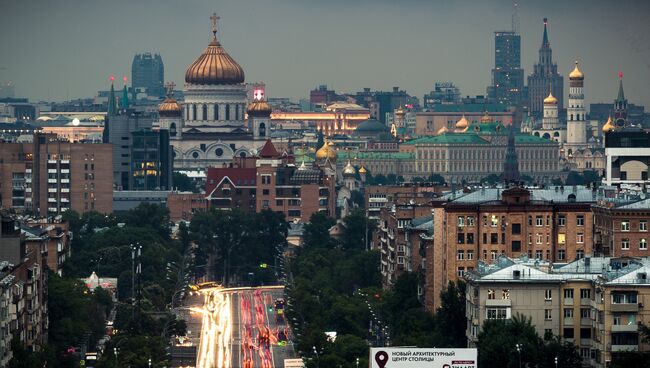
[457,250,465,260]
[546,215,550,226]
[558,215,566,226]
[558,233,566,244]
[558,250,566,260]
[483,216,488,226]
[512,223,521,234]
[641,238,648,250]
[612,292,637,304]
[457,267,465,277]
[641,220,648,232]
[276,199,283,206]
[467,250,474,260]
[467,216,474,226]
[580,328,591,339]
[580,308,590,319]
[457,233,465,244]
[491,215,498,227]
[502,289,510,300]
[564,308,574,318]
[545,289,552,301]
[457,216,464,227]
[577,233,584,244]
[528,233,532,244]
[261,175,271,185]
[536,233,542,244]
[621,220,630,231]
[536,216,543,226]
[512,241,521,252]
[576,250,584,259]
[467,233,474,244]
[544,309,552,320]
[487,289,496,300]
[564,289,574,299]
[536,250,543,259]
[491,251,497,260]
[486,308,508,319]
[621,238,630,250]
[528,216,532,226]
[564,328,574,339]
[577,215,584,226]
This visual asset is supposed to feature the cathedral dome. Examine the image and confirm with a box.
[158,97,182,117]
[543,92,558,105]
[455,115,469,130]
[247,100,272,117]
[185,15,245,85]
[343,160,356,176]
[437,126,449,134]
[602,116,615,133]
[569,61,584,80]
[358,166,367,174]
[316,140,337,162]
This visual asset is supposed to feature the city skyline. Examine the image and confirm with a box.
[1,0,649,108]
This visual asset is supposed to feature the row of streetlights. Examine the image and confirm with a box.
[514,343,558,368]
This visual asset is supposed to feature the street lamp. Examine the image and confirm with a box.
[555,356,558,368]
[356,357,360,368]
[312,346,320,368]
[515,344,522,368]
[148,358,152,368]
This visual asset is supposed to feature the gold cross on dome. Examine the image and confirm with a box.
[210,13,220,37]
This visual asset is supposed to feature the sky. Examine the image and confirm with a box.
[1,0,650,107]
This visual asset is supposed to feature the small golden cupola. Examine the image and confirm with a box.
[315,140,337,162]
[480,111,491,123]
[455,115,469,130]
[543,91,558,105]
[602,116,615,133]
[342,160,356,176]
[158,82,182,118]
[569,61,584,80]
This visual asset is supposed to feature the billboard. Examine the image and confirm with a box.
[370,348,477,368]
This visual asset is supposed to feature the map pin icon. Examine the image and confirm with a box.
[375,351,389,368]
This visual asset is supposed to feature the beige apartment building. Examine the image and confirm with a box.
[466,256,650,367]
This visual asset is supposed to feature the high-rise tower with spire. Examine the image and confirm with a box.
[527,18,564,117]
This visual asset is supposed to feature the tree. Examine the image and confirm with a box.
[565,171,584,185]
[435,281,467,347]
[426,173,446,184]
[119,203,171,239]
[340,209,376,251]
[172,172,196,192]
[350,190,365,208]
[303,212,336,248]
[481,174,502,185]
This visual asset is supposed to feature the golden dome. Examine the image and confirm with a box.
[569,61,584,80]
[480,111,491,123]
[358,166,367,174]
[185,16,244,85]
[395,107,405,117]
[343,160,356,176]
[455,115,469,129]
[158,97,182,117]
[315,140,337,162]
[602,116,615,133]
[437,126,449,135]
[543,92,558,105]
[247,100,272,117]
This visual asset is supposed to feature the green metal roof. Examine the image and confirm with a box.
[403,132,490,145]
[514,134,556,144]
[338,151,414,160]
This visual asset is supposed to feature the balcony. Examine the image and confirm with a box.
[60,169,69,174]
[47,207,58,212]
[60,159,69,164]
[60,179,70,184]
[564,317,574,325]
[47,160,57,164]
[60,198,69,203]
[581,318,592,326]
[612,324,639,332]
[48,188,57,193]
[47,179,58,184]
[611,303,639,313]
[61,188,69,193]
[611,344,638,352]
[48,198,57,203]
[485,299,512,307]
[47,169,57,174]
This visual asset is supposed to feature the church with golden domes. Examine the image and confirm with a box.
[158,14,272,170]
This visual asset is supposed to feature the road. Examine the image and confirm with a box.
[190,286,296,368]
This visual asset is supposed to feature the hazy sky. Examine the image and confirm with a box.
[2,0,650,107]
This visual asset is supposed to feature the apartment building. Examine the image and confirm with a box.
[466,256,650,367]
[0,133,113,216]
[364,183,444,220]
[23,218,71,276]
[593,197,650,257]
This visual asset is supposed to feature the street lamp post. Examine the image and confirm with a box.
[555,356,558,368]
[515,344,522,368]
[148,358,152,368]
[313,346,320,368]
[356,357,360,368]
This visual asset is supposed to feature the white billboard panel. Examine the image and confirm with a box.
[370,348,477,368]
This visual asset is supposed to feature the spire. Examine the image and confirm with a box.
[617,71,625,101]
[503,127,520,184]
[107,75,117,116]
[121,75,129,111]
[541,18,549,47]
[210,12,220,40]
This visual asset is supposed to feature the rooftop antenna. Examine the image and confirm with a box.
[511,1,519,34]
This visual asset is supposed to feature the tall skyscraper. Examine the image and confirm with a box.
[527,18,563,117]
[488,31,524,107]
[131,52,165,97]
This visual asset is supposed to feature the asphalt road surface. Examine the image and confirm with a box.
[189,286,297,368]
